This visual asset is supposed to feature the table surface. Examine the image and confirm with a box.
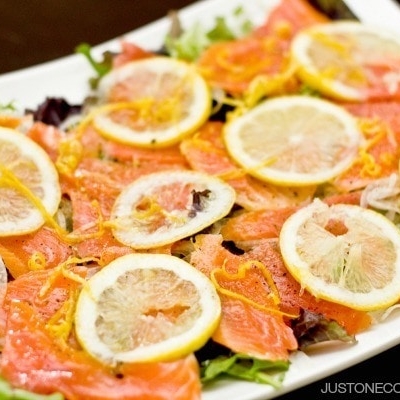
[1,0,399,399]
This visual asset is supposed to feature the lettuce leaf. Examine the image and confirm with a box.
[75,43,113,89]
[201,353,289,389]
[164,6,253,61]
[27,97,81,127]
[291,309,357,350]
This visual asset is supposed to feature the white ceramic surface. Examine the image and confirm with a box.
[1,1,400,399]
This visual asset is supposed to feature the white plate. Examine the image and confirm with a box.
[1,0,400,399]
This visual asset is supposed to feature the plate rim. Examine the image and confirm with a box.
[1,1,400,399]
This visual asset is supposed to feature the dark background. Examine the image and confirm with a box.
[0,0,196,74]
[0,0,399,399]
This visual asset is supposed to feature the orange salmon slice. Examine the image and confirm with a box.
[190,234,298,360]
[0,267,201,400]
[190,234,371,338]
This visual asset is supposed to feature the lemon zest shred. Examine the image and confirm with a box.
[380,151,397,167]
[213,38,284,81]
[0,164,105,245]
[45,288,79,349]
[55,107,96,175]
[131,197,167,220]
[357,118,394,178]
[105,196,187,231]
[312,31,350,54]
[104,98,183,128]
[216,168,247,180]
[210,260,298,318]
[311,31,366,85]
[39,256,96,298]
[273,21,293,40]
[244,61,297,108]
[0,163,68,236]
[55,137,84,176]
[54,105,105,176]
[28,251,47,271]
[66,199,107,243]
[81,71,195,136]
[39,256,98,347]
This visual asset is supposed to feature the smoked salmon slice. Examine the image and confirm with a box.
[333,103,400,192]
[0,267,202,400]
[190,234,371,336]
[196,0,329,96]
[190,234,298,360]
[253,0,329,38]
[0,227,73,278]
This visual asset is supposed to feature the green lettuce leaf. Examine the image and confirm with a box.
[75,43,113,89]
[201,353,289,389]
[164,6,253,61]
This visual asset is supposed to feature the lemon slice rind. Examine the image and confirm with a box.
[224,95,363,186]
[74,253,221,365]
[94,57,211,148]
[291,21,400,101]
[0,127,61,236]
[279,199,400,311]
[110,170,236,249]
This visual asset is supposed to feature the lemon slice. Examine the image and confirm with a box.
[110,170,236,249]
[74,253,221,365]
[93,56,211,147]
[279,198,400,311]
[223,95,363,186]
[0,127,61,236]
[291,21,400,101]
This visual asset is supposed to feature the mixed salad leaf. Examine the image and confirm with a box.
[291,310,356,351]
[164,6,253,61]
[201,354,289,388]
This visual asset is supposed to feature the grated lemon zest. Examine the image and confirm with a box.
[102,98,184,128]
[0,164,106,245]
[311,31,352,58]
[130,196,167,220]
[0,163,67,235]
[85,70,196,136]
[45,288,79,349]
[244,62,296,108]
[40,257,98,348]
[28,251,47,271]
[106,196,187,231]
[210,259,297,318]
[357,118,396,178]
[217,168,247,180]
[55,137,84,176]
[273,21,293,40]
[39,256,96,298]
[312,31,366,85]
[55,104,108,176]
